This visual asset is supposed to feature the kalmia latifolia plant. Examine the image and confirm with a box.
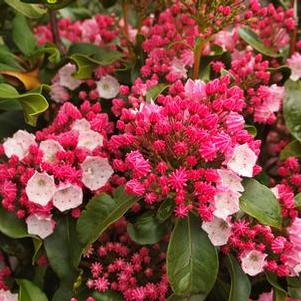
[0,0,300,300]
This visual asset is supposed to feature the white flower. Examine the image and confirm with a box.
[39,139,64,163]
[58,63,82,90]
[170,57,187,79]
[0,289,18,301]
[77,130,104,151]
[217,169,244,192]
[287,52,301,81]
[202,217,232,246]
[3,130,36,160]
[227,143,257,177]
[71,119,104,151]
[71,118,91,132]
[240,250,267,276]
[50,83,70,103]
[96,75,120,99]
[81,156,113,190]
[53,183,83,212]
[213,189,241,220]
[26,214,55,239]
[25,172,56,206]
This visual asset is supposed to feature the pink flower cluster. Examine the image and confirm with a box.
[0,102,113,238]
[249,1,296,50]
[109,77,260,221]
[34,14,118,46]
[80,219,169,301]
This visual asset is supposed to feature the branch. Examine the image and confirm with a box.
[49,10,65,55]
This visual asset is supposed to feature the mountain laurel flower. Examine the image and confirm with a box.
[25,172,56,206]
[240,250,267,276]
[0,289,18,301]
[3,130,36,160]
[227,143,257,177]
[53,183,83,212]
[287,52,301,81]
[40,139,64,163]
[26,214,55,239]
[202,217,232,246]
[81,156,114,191]
[96,75,120,99]
[58,63,82,90]
[109,78,259,221]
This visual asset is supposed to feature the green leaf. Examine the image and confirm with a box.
[0,206,42,262]
[20,0,74,9]
[295,193,301,208]
[44,216,82,282]
[127,212,168,245]
[287,276,301,299]
[36,44,61,64]
[0,206,29,239]
[69,43,123,79]
[167,213,218,296]
[0,83,49,126]
[245,125,257,137]
[0,111,26,139]
[283,80,301,142]
[92,290,123,301]
[145,83,169,102]
[238,27,280,58]
[226,255,251,301]
[280,140,301,160]
[17,279,48,301]
[76,186,138,247]
[0,45,24,71]
[240,179,282,229]
[273,288,287,301]
[167,294,206,301]
[4,0,47,18]
[266,272,286,294]
[156,198,175,223]
[70,54,97,79]
[12,14,37,56]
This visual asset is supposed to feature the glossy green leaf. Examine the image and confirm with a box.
[240,179,282,229]
[280,140,301,160]
[156,198,175,223]
[287,276,301,299]
[0,83,49,126]
[17,279,48,301]
[0,206,42,262]
[283,80,301,142]
[266,272,286,294]
[92,290,123,301]
[4,0,47,18]
[44,216,82,282]
[167,294,206,301]
[245,125,257,137]
[77,186,138,247]
[167,213,218,296]
[0,45,24,71]
[127,212,168,245]
[295,193,301,208]
[70,54,97,79]
[273,288,287,301]
[69,43,123,79]
[36,44,61,64]
[238,27,280,58]
[226,255,251,301]
[0,206,29,239]
[20,0,74,10]
[145,83,169,102]
[0,111,26,139]
[12,14,37,56]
